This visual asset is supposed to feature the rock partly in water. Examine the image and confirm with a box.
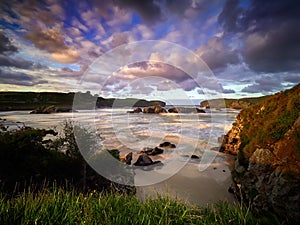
[168,107,178,113]
[159,141,176,148]
[133,154,161,166]
[196,108,206,113]
[128,107,142,113]
[168,107,205,113]
[191,154,200,159]
[139,147,164,156]
[143,105,167,114]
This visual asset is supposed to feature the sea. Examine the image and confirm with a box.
[0,106,239,187]
[0,107,238,153]
[1,107,240,202]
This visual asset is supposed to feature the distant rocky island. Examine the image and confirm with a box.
[0,92,165,112]
[219,84,300,221]
[200,96,268,109]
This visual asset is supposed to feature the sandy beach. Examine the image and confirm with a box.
[136,152,236,206]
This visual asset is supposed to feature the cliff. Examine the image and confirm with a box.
[200,96,268,109]
[220,84,300,221]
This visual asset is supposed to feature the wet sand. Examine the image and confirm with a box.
[136,152,236,206]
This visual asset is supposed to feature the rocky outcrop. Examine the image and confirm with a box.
[222,84,300,221]
[133,154,161,166]
[219,121,243,155]
[143,105,167,114]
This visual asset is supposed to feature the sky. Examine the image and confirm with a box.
[0,0,300,102]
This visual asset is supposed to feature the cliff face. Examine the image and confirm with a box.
[221,84,300,221]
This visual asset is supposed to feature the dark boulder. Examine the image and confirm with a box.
[168,107,178,113]
[196,108,206,113]
[128,107,142,113]
[191,155,200,159]
[134,107,142,113]
[159,141,176,148]
[133,154,161,166]
[139,147,164,156]
[148,147,164,156]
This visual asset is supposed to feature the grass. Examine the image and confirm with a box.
[0,188,286,225]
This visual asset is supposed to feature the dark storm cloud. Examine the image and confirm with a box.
[0,31,18,55]
[218,0,243,32]
[114,0,218,24]
[0,55,33,69]
[243,21,300,73]
[283,74,300,83]
[197,36,239,70]
[219,0,300,73]
[241,75,284,93]
[0,33,48,70]
[0,68,48,86]
[115,0,162,24]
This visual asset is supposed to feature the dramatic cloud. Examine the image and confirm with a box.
[196,36,239,70]
[25,27,80,63]
[115,0,162,24]
[219,0,300,73]
[0,68,48,86]
[0,55,34,69]
[243,23,300,72]
[241,75,284,94]
[0,0,299,97]
[0,31,18,55]
[0,33,48,70]
[117,61,189,83]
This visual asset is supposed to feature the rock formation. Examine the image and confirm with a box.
[221,84,300,221]
[159,141,176,148]
[139,147,164,156]
[133,154,161,166]
[143,105,167,114]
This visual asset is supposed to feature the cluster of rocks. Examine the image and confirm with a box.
[128,105,205,114]
[120,141,176,167]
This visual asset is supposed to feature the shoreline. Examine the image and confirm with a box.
[136,152,236,206]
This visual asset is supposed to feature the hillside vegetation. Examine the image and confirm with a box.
[220,83,300,221]
[0,92,165,111]
[238,84,300,161]
[200,96,268,109]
